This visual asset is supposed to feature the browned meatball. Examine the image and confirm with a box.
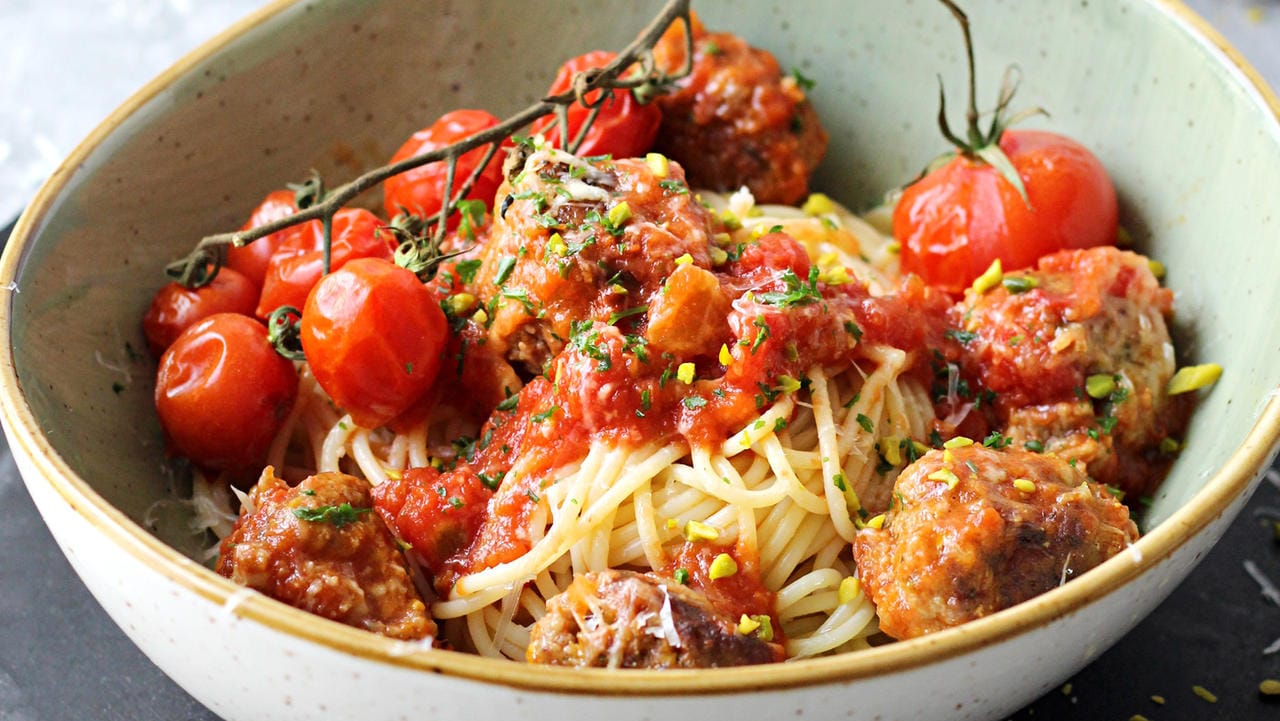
[217,469,436,641]
[653,25,828,205]
[474,148,721,373]
[852,445,1138,640]
[948,247,1191,499]
[527,569,784,668]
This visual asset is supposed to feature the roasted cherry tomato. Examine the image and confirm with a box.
[530,51,662,159]
[226,189,322,288]
[155,313,298,472]
[893,128,1117,295]
[300,258,448,429]
[255,207,393,318]
[142,267,258,357]
[383,109,510,223]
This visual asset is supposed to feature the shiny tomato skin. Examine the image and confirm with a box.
[255,207,393,318]
[300,258,447,429]
[531,51,662,159]
[893,129,1118,295]
[226,189,322,287]
[383,109,509,222]
[155,313,298,472]
[142,267,259,357]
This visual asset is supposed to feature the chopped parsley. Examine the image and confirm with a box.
[531,405,560,423]
[291,503,371,528]
[856,414,874,433]
[756,266,821,307]
[607,304,649,325]
[945,328,978,344]
[493,256,517,286]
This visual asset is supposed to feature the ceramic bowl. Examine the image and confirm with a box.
[3,1,1279,719]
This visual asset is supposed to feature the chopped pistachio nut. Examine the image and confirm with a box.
[683,519,720,542]
[1148,258,1166,279]
[1260,679,1280,696]
[1012,478,1036,493]
[607,201,632,227]
[819,265,853,285]
[1167,363,1223,395]
[943,436,974,449]
[720,210,742,231]
[709,246,729,266]
[881,436,902,466]
[865,513,887,529]
[674,252,694,266]
[470,309,489,325]
[777,375,802,393]
[1160,437,1181,454]
[1085,373,1117,399]
[645,152,670,178]
[885,240,901,254]
[928,467,960,489]
[838,576,861,605]
[802,192,837,216]
[737,614,761,636]
[708,552,738,579]
[712,231,733,246]
[719,344,733,365]
[445,292,477,315]
[665,518,678,530]
[971,258,1004,295]
[546,232,568,256]
[677,362,696,384]
[1191,685,1218,703]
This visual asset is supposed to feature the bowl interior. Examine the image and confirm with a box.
[5,0,1279,592]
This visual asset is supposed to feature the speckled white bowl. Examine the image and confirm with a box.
[3,1,1279,719]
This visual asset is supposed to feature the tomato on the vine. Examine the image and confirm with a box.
[892,3,1117,296]
[142,267,259,357]
[893,129,1117,295]
[226,189,322,288]
[531,51,662,159]
[300,257,448,429]
[155,313,298,472]
[255,207,393,318]
[383,110,510,223]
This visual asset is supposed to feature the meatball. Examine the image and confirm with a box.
[653,24,828,205]
[217,469,436,641]
[949,246,1191,498]
[475,148,721,373]
[852,445,1138,640]
[527,569,784,668]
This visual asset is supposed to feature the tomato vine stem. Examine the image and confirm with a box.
[167,0,694,289]
[932,0,1044,205]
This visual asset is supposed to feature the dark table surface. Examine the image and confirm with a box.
[0,211,1277,720]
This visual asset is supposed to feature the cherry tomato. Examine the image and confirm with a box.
[531,51,662,159]
[255,207,393,318]
[300,257,447,429]
[226,189,322,287]
[383,109,510,223]
[142,267,258,357]
[893,129,1117,295]
[155,313,298,472]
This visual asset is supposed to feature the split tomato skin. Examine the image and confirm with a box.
[226,189,322,288]
[300,258,448,430]
[893,129,1118,295]
[383,109,510,222]
[142,267,259,358]
[255,207,393,319]
[154,313,298,473]
[531,51,662,160]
